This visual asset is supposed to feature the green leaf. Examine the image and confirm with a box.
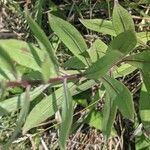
[108,30,137,54]
[33,0,46,26]
[0,40,43,71]
[0,85,49,116]
[112,1,135,34]
[88,39,108,63]
[102,93,117,138]
[84,50,122,79]
[139,70,150,133]
[85,31,137,79]
[124,50,150,71]
[113,63,137,78]
[23,80,97,132]
[80,19,116,36]
[139,84,150,133]
[136,31,150,46]
[48,14,90,65]
[25,13,58,77]
[63,56,86,70]
[135,134,150,150]
[85,110,103,130]
[3,86,30,149]
[0,46,17,78]
[101,75,134,120]
[41,54,55,82]
[59,79,73,150]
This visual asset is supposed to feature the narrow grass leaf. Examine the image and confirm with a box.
[48,14,90,65]
[3,86,30,149]
[25,12,58,77]
[112,1,135,34]
[59,79,73,150]
[80,19,116,36]
[33,0,46,26]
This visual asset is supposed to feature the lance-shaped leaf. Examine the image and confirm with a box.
[23,80,96,132]
[25,13,58,77]
[0,46,17,78]
[101,75,134,120]
[59,79,73,150]
[80,19,116,36]
[124,50,150,72]
[64,39,108,69]
[102,93,117,138]
[48,14,90,65]
[112,0,135,34]
[84,31,137,79]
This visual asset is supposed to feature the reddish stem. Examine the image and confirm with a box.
[4,74,82,88]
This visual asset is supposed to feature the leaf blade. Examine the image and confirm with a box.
[112,1,135,34]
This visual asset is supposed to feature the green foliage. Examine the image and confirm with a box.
[80,19,116,36]
[0,1,150,149]
[59,79,73,150]
[112,0,135,34]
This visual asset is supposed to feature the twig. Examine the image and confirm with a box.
[132,15,150,21]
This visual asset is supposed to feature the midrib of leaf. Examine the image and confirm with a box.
[101,76,119,95]
[92,22,114,31]
[118,8,126,32]
[56,23,90,66]
[102,76,133,118]
[125,59,150,64]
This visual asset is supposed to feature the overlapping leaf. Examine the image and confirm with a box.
[80,19,116,36]
[48,14,90,65]
[85,31,137,79]
[112,1,135,34]
[3,86,30,149]
[26,13,59,78]
[124,50,150,71]
[102,93,117,138]
[23,80,96,132]
[59,80,73,149]
[0,85,49,116]
[101,75,134,120]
